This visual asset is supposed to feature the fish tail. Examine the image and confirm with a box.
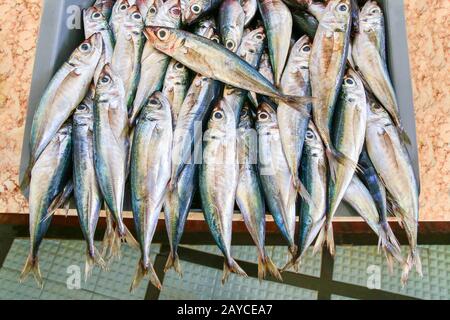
[102,225,122,263]
[164,252,183,276]
[398,126,412,146]
[20,254,43,288]
[281,246,300,273]
[379,221,403,261]
[258,253,282,282]
[325,223,336,256]
[85,246,107,282]
[121,224,139,249]
[222,258,247,284]
[313,224,327,255]
[401,249,422,286]
[130,260,162,292]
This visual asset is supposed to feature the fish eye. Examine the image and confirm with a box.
[77,104,88,112]
[157,29,169,40]
[191,4,202,15]
[175,62,184,70]
[344,77,355,85]
[132,12,142,20]
[149,98,160,105]
[80,43,91,52]
[371,8,381,14]
[255,34,264,41]
[258,112,269,121]
[301,45,311,53]
[373,103,382,110]
[211,36,220,43]
[213,111,224,120]
[306,129,315,140]
[337,3,348,12]
[149,6,157,14]
[120,4,128,11]
[170,6,181,17]
[92,12,102,19]
[240,109,248,117]
[100,75,111,84]
[225,40,235,50]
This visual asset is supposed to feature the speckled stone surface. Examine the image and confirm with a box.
[0,0,448,220]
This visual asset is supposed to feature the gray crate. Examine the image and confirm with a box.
[19,0,419,216]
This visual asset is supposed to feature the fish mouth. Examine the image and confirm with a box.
[144,27,159,43]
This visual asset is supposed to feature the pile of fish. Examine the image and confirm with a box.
[20,0,421,290]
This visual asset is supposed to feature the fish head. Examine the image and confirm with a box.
[55,120,73,143]
[113,0,132,19]
[258,52,274,84]
[69,33,103,70]
[341,68,365,104]
[360,0,384,32]
[238,103,253,130]
[291,35,312,68]
[166,60,189,83]
[135,0,154,17]
[144,26,186,54]
[183,0,210,25]
[304,121,325,157]
[322,0,351,30]
[96,64,125,102]
[193,17,217,37]
[256,101,277,132]
[367,97,391,125]
[237,27,265,64]
[74,88,95,126]
[221,25,241,53]
[146,0,181,28]
[123,5,145,34]
[139,91,173,123]
[83,6,109,34]
[94,0,115,14]
[208,100,236,132]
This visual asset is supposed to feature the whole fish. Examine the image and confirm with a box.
[292,9,318,39]
[343,175,403,272]
[223,27,266,121]
[219,0,245,52]
[130,92,173,291]
[258,0,293,87]
[94,0,115,20]
[242,0,257,26]
[182,0,222,25]
[130,0,181,125]
[277,35,312,200]
[111,4,144,112]
[317,69,367,255]
[20,34,102,191]
[144,27,312,107]
[84,6,115,84]
[353,1,410,144]
[162,60,191,125]
[94,64,136,256]
[200,100,247,283]
[110,0,131,41]
[257,101,297,263]
[309,0,352,172]
[20,122,72,288]
[365,99,420,285]
[236,104,281,281]
[72,89,105,279]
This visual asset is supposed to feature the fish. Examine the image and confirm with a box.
[200,100,247,283]
[277,35,312,201]
[83,6,115,84]
[219,0,245,52]
[20,34,103,192]
[352,1,410,144]
[20,122,73,288]
[248,51,274,107]
[136,0,153,18]
[72,89,106,279]
[130,0,181,125]
[309,0,352,174]
[258,0,293,87]
[144,27,313,107]
[317,69,367,256]
[358,145,402,270]
[110,0,132,41]
[365,99,421,285]
[257,101,298,264]
[292,9,318,39]
[192,16,217,38]
[343,175,404,271]
[223,27,266,121]
[94,0,115,20]
[130,92,173,291]
[162,60,191,125]
[236,104,282,281]
[242,0,257,26]
[111,4,144,112]
[182,0,222,25]
[93,64,137,258]
[281,0,326,20]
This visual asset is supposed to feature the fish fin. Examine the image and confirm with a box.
[281,245,299,273]
[121,225,140,250]
[378,222,403,272]
[20,255,43,289]
[222,258,247,284]
[401,249,422,286]
[326,147,358,182]
[101,206,116,261]
[313,224,326,255]
[398,126,411,146]
[102,225,122,263]
[326,223,336,256]
[281,257,298,273]
[47,181,74,217]
[258,254,282,282]
[164,252,183,276]
[130,260,162,292]
[85,246,107,282]
[19,164,33,194]
[295,178,314,208]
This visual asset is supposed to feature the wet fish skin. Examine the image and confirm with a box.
[130,92,173,291]
[110,0,132,41]
[130,0,181,125]
[219,0,245,53]
[318,68,367,256]
[162,60,191,125]
[358,0,385,61]
[94,0,115,20]
[277,35,312,198]
[111,4,145,112]
[242,0,257,26]
[236,104,281,281]
[309,0,352,170]
[258,0,293,87]
[281,0,326,20]
[365,99,420,284]
[72,89,105,279]
[21,34,103,191]
[182,0,222,25]
[200,100,247,283]
[144,27,311,105]
[20,122,73,288]
[292,9,318,39]
[257,101,297,261]
[193,16,217,38]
